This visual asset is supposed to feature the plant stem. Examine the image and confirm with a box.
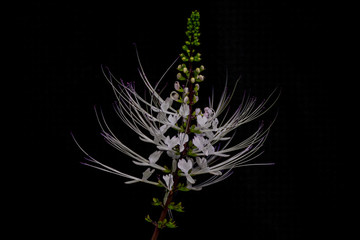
[151,47,196,240]
[151,175,180,240]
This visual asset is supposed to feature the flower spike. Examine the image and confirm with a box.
[72,10,279,240]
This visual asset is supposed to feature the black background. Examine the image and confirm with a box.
[24,0,340,239]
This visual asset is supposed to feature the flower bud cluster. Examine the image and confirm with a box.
[179,10,201,63]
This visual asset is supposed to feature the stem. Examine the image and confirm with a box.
[151,31,197,240]
[151,175,180,240]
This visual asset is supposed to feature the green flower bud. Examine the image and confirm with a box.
[195,83,200,91]
[177,73,186,80]
[181,56,188,62]
[196,75,204,82]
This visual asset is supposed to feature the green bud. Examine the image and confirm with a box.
[165,220,177,228]
[177,183,190,192]
[152,197,162,206]
[163,165,171,173]
[187,149,198,157]
[145,214,152,223]
[196,75,204,82]
[195,83,200,91]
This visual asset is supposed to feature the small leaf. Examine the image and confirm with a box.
[177,183,190,192]
[158,219,168,229]
[163,165,171,173]
[165,219,177,228]
[152,197,162,206]
[168,202,175,210]
[174,202,184,212]
[145,214,152,223]
[187,149,197,157]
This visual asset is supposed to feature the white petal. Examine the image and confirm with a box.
[196,157,208,169]
[197,115,207,127]
[163,174,174,190]
[142,168,155,180]
[148,151,163,164]
[192,135,204,150]
[179,104,190,117]
[161,97,173,112]
[178,159,193,174]
[168,114,180,125]
[185,174,195,184]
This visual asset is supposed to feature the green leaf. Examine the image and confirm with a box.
[187,149,197,157]
[152,197,162,207]
[168,202,175,210]
[174,202,185,212]
[145,214,152,223]
[163,165,171,173]
[190,127,202,134]
[165,219,177,228]
[177,183,191,192]
[158,219,168,229]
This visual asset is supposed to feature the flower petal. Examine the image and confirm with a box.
[148,151,163,164]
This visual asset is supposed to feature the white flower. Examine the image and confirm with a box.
[178,133,189,152]
[197,115,208,127]
[73,45,279,191]
[193,157,221,176]
[163,174,174,190]
[148,151,163,165]
[168,114,180,126]
[192,135,215,156]
[142,168,155,180]
[161,97,173,112]
[203,107,214,118]
[178,159,195,184]
[179,104,190,117]
[157,135,179,151]
[196,157,207,169]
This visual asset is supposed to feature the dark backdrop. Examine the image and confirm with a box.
[24,1,340,239]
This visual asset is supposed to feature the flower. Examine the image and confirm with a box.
[178,133,189,152]
[178,159,195,184]
[192,135,215,156]
[149,151,163,165]
[73,23,278,193]
[163,174,174,190]
[179,103,189,117]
